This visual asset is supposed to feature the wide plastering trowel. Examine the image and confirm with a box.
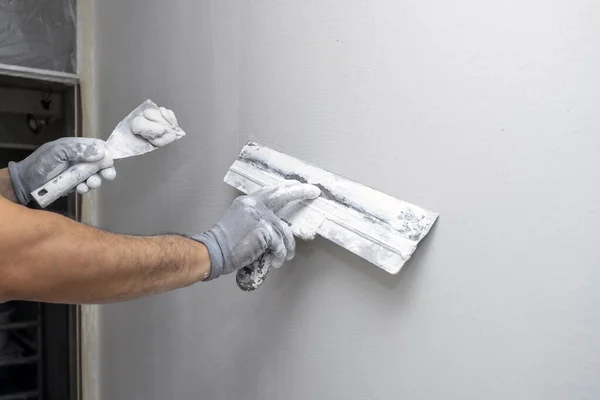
[32,100,182,208]
[225,141,439,291]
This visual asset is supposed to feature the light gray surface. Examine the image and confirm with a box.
[93,0,600,399]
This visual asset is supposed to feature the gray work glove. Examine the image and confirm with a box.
[8,138,116,205]
[194,182,321,280]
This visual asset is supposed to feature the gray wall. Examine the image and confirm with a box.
[93,1,600,399]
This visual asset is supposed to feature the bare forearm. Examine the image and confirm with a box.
[0,168,17,203]
[0,198,210,304]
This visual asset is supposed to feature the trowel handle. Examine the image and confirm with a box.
[236,254,272,292]
[31,162,104,208]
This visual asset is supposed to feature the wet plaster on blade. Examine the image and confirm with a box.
[239,142,438,241]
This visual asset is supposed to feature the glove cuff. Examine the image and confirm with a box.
[192,231,225,281]
[8,161,31,205]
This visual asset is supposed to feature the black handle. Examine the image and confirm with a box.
[236,255,272,292]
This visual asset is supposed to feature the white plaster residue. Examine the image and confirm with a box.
[131,106,186,147]
[241,142,437,241]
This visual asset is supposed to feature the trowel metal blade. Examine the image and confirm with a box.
[225,141,439,275]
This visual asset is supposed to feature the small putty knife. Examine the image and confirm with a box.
[32,100,170,208]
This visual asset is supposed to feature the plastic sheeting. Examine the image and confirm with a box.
[0,0,76,73]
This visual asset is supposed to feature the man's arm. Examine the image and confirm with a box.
[0,195,210,304]
[0,168,17,203]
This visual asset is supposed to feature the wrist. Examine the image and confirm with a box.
[196,242,213,282]
[191,231,224,281]
[180,236,213,282]
[0,168,18,203]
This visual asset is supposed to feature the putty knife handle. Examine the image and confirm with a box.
[236,254,272,292]
[31,162,104,208]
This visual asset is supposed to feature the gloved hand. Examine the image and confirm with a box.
[194,182,321,280]
[8,138,116,205]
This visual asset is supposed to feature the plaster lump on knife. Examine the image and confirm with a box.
[131,107,186,147]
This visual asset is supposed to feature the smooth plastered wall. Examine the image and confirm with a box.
[92,1,600,398]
